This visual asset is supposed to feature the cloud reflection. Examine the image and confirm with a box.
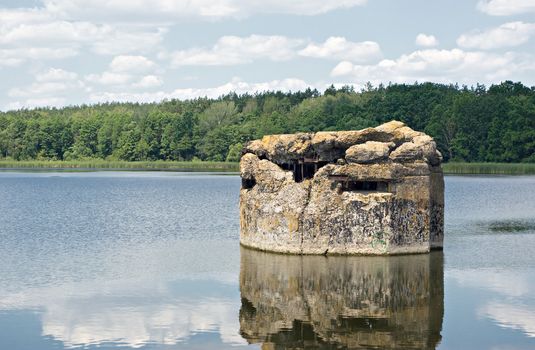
[451,269,535,339]
[1,278,246,348]
[480,302,535,338]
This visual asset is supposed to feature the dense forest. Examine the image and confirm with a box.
[0,81,534,163]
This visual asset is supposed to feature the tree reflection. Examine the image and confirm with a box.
[239,247,444,349]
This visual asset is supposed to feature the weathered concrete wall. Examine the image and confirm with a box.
[240,121,444,255]
[239,247,444,349]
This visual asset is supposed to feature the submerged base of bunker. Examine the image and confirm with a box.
[239,120,444,255]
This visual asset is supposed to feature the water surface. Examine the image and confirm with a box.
[0,172,534,349]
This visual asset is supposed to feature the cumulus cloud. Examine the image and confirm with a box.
[36,68,78,82]
[331,61,355,76]
[5,55,164,110]
[8,82,69,98]
[5,97,67,110]
[90,27,166,56]
[171,35,303,66]
[0,0,367,69]
[7,67,85,110]
[415,33,438,47]
[109,55,156,73]
[0,18,165,56]
[85,72,132,86]
[0,8,53,27]
[133,75,164,88]
[330,48,535,86]
[0,47,77,66]
[85,55,160,87]
[298,37,381,63]
[1,21,95,46]
[89,77,313,103]
[170,35,382,67]
[10,72,314,109]
[457,21,535,49]
[477,0,535,16]
[43,0,368,21]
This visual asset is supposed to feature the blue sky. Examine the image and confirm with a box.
[1,0,534,110]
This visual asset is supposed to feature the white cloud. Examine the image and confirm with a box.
[170,35,381,67]
[36,68,78,82]
[9,81,84,98]
[133,75,164,88]
[299,37,381,63]
[331,61,355,76]
[85,72,132,85]
[90,27,165,56]
[0,47,77,66]
[171,35,303,66]
[457,21,535,49]
[43,0,367,21]
[6,67,85,109]
[0,0,366,70]
[0,20,96,46]
[0,8,53,27]
[9,67,84,98]
[89,77,313,103]
[0,18,165,56]
[5,97,67,110]
[85,55,159,87]
[5,74,314,110]
[109,55,156,73]
[415,33,438,47]
[477,0,535,16]
[330,48,535,86]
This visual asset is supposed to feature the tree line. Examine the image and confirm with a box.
[0,81,534,163]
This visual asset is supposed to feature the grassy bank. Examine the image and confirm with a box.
[442,162,535,175]
[0,160,239,171]
[1,160,534,175]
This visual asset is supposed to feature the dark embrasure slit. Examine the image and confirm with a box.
[328,175,390,193]
[342,180,389,192]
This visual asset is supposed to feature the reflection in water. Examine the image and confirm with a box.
[0,278,246,348]
[1,174,534,349]
[449,269,535,339]
[480,301,535,338]
[239,248,444,349]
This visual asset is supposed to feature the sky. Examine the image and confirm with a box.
[1,0,535,110]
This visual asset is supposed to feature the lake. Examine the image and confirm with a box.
[0,172,534,349]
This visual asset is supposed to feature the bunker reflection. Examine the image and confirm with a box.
[239,247,444,349]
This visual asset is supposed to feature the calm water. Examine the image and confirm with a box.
[0,172,534,350]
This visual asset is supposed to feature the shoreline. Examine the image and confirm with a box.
[0,160,239,172]
[442,162,535,175]
[0,160,534,175]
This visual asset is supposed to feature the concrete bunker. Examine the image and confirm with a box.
[239,120,444,255]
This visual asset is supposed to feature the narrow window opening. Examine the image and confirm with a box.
[329,176,390,193]
[242,177,256,189]
[343,180,388,192]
